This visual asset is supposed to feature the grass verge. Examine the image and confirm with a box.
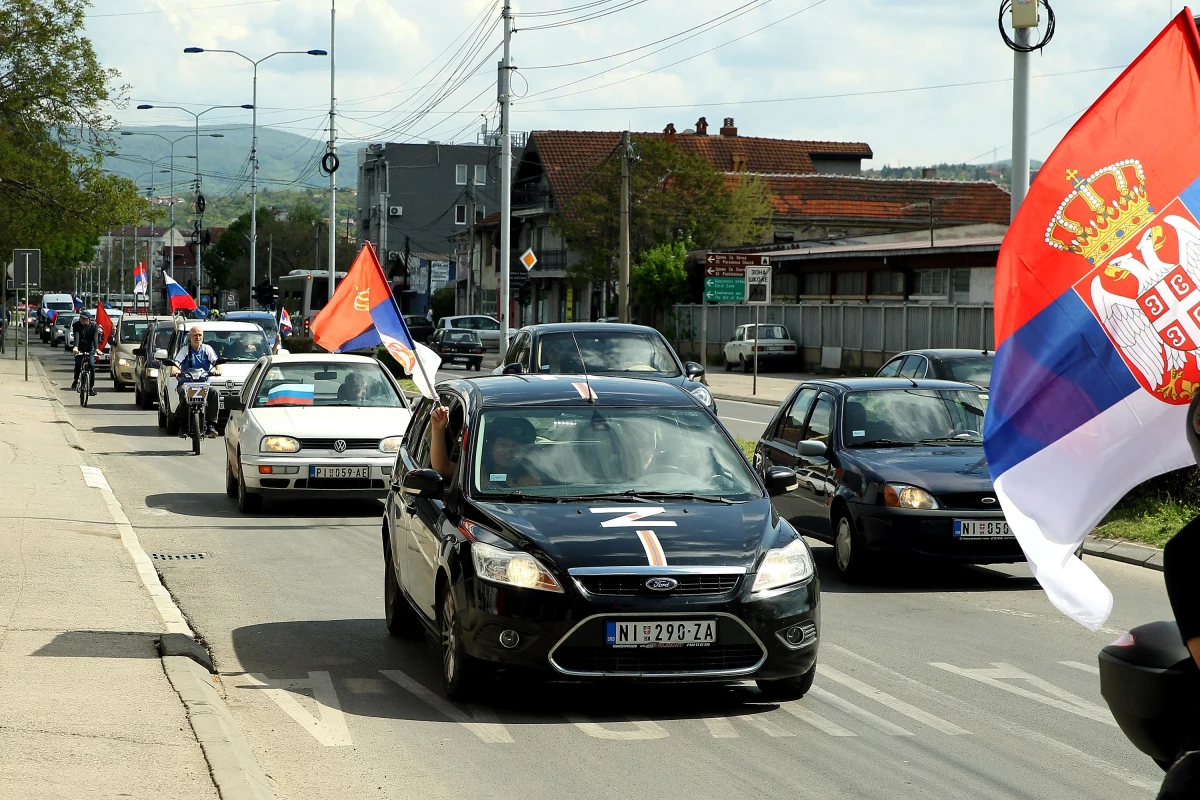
[736,438,756,461]
[1092,496,1199,550]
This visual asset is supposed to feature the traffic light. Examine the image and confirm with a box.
[250,284,259,305]
[265,284,278,308]
[517,282,532,306]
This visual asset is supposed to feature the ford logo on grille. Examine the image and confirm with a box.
[645,577,678,591]
[982,496,997,504]
[333,439,348,453]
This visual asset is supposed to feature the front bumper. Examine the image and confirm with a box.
[113,359,136,382]
[852,502,1027,563]
[240,453,393,497]
[454,566,819,681]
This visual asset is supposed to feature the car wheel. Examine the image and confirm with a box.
[237,460,262,513]
[724,354,733,372]
[134,383,144,408]
[757,663,816,701]
[157,401,168,429]
[834,512,871,582]
[740,354,750,374]
[439,587,480,701]
[114,379,126,392]
[385,534,425,639]
[225,455,238,498]
[165,409,179,436]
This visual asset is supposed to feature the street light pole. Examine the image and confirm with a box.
[327,0,338,303]
[499,2,513,350]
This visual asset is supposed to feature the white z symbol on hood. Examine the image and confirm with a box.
[590,507,676,527]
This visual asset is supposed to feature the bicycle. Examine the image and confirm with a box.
[78,351,95,407]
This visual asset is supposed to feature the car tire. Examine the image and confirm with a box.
[134,383,144,408]
[439,587,481,701]
[225,456,238,499]
[114,379,126,392]
[237,459,262,513]
[724,355,733,372]
[157,401,168,429]
[166,409,180,436]
[385,534,425,639]
[756,663,816,701]
[740,355,750,374]
[834,511,872,582]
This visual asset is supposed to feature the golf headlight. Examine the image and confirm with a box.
[752,539,814,593]
[379,436,403,454]
[884,483,939,509]
[261,435,300,453]
[471,540,563,593]
[118,358,131,366]
[689,385,714,407]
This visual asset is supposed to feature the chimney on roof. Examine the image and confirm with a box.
[719,117,737,137]
[663,122,677,143]
[922,167,938,179]
[695,116,709,135]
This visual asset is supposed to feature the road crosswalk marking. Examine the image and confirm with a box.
[806,686,914,736]
[380,670,513,743]
[1059,660,1101,675]
[565,714,670,740]
[930,662,1115,726]
[243,671,353,746]
[778,701,856,737]
[818,664,970,735]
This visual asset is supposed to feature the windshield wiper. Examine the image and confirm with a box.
[848,439,913,448]
[616,490,736,505]
[919,436,983,444]
[554,492,654,504]
[489,491,561,503]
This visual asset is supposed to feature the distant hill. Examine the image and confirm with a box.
[861,160,1045,188]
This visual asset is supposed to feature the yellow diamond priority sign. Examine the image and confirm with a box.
[520,248,537,271]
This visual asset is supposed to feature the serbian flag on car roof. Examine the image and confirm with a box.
[279,307,293,336]
[162,272,197,312]
[95,303,113,352]
[133,262,148,295]
[985,10,1200,630]
[311,242,441,399]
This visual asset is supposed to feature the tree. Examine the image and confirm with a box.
[631,240,689,326]
[716,175,774,247]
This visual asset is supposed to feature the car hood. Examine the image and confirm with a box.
[472,498,787,571]
[249,406,411,439]
[210,363,257,383]
[840,445,993,492]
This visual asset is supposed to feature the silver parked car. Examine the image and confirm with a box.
[433,314,500,351]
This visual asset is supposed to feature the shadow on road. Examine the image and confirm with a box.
[807,540,1038,594]
[145,492,383,519]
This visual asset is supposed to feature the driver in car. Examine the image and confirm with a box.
[171,326,222,438]
[430,407,540,489]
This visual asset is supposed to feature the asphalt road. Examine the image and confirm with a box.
[37,344,1174,800]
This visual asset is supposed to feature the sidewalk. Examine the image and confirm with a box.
[0,354,219,798]
[704,369,818,406]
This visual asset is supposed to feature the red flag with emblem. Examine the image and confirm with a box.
[95,304,113,352]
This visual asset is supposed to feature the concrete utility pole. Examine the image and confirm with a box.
[467,181,476,314]
[618,130,631,324]
[327,0,338,301]
[1011,25,1031,220]
[499,1,513,349]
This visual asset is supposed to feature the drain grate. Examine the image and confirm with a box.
[150,553,207,561]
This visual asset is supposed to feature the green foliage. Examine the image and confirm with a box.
[430,287,456,321]
[1093,467,1200,549]
[859,161,1041,188]
[631,240,689,317]
[717,175,774,247]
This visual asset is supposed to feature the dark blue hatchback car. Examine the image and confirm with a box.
[753,377,1025,581]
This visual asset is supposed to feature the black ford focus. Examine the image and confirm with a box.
[382,375,819,700]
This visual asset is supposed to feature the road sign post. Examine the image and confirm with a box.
[13,249,40,382]
[703,253,769,384]
[743,263,772,395]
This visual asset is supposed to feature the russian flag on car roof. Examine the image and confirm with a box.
[984,9,1200,630]
[162,272,197,312]
[311,242,441,399]
[266,383,315,406]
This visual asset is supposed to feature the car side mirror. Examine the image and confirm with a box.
[133,347,145,357]
[402,467,444,497]
[797,439,828,457]
[159,358,177,368]
[502,362,524,375]
[684,361,705,379]
[154,348,168,360]
[765,466,799,496]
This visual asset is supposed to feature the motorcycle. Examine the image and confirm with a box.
[1099,620,1200,771]
[160,358,226,455]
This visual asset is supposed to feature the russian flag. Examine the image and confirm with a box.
[133,262,148,295]
[73,296,82,311]
[162,272,197,312]
[985,10,1200,630]
[311,243,441,399]
[279,307,293,336]
[46,309,57,322]
[266,384,315,406]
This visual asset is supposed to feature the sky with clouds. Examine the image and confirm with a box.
[85,0,1184,179]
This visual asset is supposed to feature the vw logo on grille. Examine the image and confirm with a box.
[333,439,348,453]
[982,496,997,505]
[645,577,678,592]
[225,380,236,390]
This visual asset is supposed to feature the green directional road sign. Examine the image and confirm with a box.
[704,277,744,302]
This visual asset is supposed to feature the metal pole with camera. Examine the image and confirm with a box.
[1000,0,1055,219]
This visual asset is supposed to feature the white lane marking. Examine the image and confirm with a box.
[244,672,352,746]
[929,662,1115,726]
[701,717,738,738]
[380,670,513,743]
[818,664,970,735]
[79,465,192,636]
[1059,660,1101,676]
[564,714,670,740]
[590,507,676,527]
[827,644,1158,791]
[719,416,764,425]
[807,686,913,736]
[778,702,856,737]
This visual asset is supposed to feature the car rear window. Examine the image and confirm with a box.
[750,325,788,340]
[945,356,994,386]
[445,331,480,343]
[535,331,680,377]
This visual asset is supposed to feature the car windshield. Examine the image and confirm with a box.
[842,389,988,446]
[120,320,151,343]
[252,362,401,408]
[202,330,271,362]
[444,331,479,344]
[945,356,994,387]
[749,325,788,340]
[535,331,681,377]
[469,407,759,500]
[46,301,73,312]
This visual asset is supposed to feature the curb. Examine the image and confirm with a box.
[711,391,785,408]
[1084,535,1164,571]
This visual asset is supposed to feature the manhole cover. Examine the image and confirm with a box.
[150,553,207,561]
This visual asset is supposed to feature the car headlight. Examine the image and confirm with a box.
[884,483,939,509]
[261,435,300,453]
[752,539,814,593]
[118,358,131,366]
[689,384,714,407]
[471,540,563,593]
[379,436,403,454]
[148,368,159,378]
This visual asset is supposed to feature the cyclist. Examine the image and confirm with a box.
[71,310,100,393]
[171,325,222,438]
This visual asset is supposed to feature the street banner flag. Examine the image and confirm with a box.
[985,9,1200,630]
[266,383,314,406]
[279,307,293,336]
[133,262,148,295]
[162,272,197,312]
[96,303,113,352]
[311,242,441,399]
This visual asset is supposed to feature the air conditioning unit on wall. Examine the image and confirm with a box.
[388,206,403,216]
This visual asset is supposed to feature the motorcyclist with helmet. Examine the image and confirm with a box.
[171,325,222,438]
[71,310,99,393]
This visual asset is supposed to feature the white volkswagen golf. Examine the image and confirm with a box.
[223,354,412,512]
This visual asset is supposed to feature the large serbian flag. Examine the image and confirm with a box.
[133,262,148,295]
[985,10,1200,630]
[311,242,441,399]
[162,272,197,312]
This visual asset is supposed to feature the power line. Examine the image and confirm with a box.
[516,0,652,31]
[86,0,282,18]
